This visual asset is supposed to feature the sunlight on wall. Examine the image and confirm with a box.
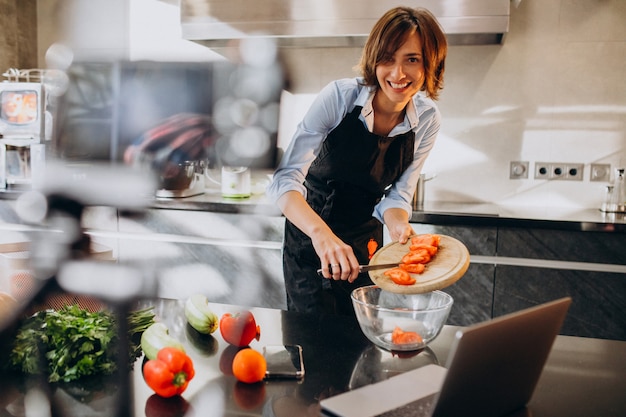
[129,0,224,62]
[422,132,490,174]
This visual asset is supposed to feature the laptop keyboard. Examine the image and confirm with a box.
[374,392,438,417]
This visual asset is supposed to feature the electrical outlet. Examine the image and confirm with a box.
[563,163,584,181]
[535,162,584,180]
[510,161,529,179]
[549,163,565,179]
[534,162,550,179]
[590,163,611,182]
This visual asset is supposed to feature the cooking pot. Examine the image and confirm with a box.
[158,161,202,191]
[412,173,436,210]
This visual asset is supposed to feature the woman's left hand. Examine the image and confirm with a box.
[384,208,414,244]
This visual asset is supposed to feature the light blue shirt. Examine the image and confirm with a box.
[267,77,440,224]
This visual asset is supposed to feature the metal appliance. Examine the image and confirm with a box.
[182,0,511,47]
[0,69,48,190]
[155,160,207,198]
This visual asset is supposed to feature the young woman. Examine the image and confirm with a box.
[267,6,448,315]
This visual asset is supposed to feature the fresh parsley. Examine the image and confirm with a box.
[7,304,154,383]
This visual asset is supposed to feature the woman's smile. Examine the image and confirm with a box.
[388,81,410,90]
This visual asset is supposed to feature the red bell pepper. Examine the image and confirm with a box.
[143,347,195,398]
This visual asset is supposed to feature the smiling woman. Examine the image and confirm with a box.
[266,7,448,316]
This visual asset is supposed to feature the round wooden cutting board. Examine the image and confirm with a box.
[368,235,470,294]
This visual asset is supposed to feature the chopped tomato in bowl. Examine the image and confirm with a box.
[351,286,453,351]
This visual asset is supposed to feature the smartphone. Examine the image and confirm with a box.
[263,344,305,379]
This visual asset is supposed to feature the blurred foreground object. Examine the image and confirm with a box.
[124,113,215,197]
[0,161,157,417]
[0,292,18,329]
[33,160,158,210]
[51,59,286,170]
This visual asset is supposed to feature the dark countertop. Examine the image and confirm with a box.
[148,187,626,232]
[3,183,626,232]
[1,298,625,417]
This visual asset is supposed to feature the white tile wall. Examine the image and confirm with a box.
[37,0,626,210]
[278,0,626,210]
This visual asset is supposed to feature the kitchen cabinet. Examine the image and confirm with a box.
[409,223,626,340]
[494,266,625,340]
[494,228,626,341]
[81,207,288,309]
[120,209,286,308]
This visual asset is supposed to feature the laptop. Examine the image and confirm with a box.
[321,297,572,417]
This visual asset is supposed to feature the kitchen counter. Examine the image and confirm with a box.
[148,188,626,233]
[2,181,625,232]
[1,298,625,417]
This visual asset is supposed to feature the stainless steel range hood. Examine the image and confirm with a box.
[181,0,511,47]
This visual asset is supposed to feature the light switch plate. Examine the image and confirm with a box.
[590,164,611,182]
[510,161,529,179]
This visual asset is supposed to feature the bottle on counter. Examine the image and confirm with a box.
[608,168,626,213]
[601,185,614,212]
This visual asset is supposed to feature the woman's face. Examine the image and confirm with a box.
[375,31,425,110]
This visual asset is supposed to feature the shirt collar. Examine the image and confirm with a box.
[357,87,420,133]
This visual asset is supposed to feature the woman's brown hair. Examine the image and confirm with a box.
[357,7,447,100]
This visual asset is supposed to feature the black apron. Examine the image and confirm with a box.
[283,106,415,315]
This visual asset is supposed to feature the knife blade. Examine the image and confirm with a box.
[316,262,399,275]
[359,262,401,272]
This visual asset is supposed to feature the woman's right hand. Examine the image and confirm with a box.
[310,229,360,282]
[277,191,360,282]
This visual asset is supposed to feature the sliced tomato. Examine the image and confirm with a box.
[411,234,440,247]
[399,263,425,274]
[401,249,431,265]
[391,326,423,345]
[384,268,416,285]
[408,243,438,256]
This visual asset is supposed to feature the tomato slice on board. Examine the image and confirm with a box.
[408,243,438,256]
[399,263,425,274]
[391,326,423,345]
[384,268,416,285]
[411,234,440,247]
[401,249,431,265]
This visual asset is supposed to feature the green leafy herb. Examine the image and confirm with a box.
[8,305,155,383]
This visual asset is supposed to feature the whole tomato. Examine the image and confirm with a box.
[219,311,261,347]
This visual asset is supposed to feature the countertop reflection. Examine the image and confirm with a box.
[1,298,626,417]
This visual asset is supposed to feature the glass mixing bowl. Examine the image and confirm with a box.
[351,286,453,351]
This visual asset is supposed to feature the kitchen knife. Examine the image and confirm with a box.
[316,262,399,275]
